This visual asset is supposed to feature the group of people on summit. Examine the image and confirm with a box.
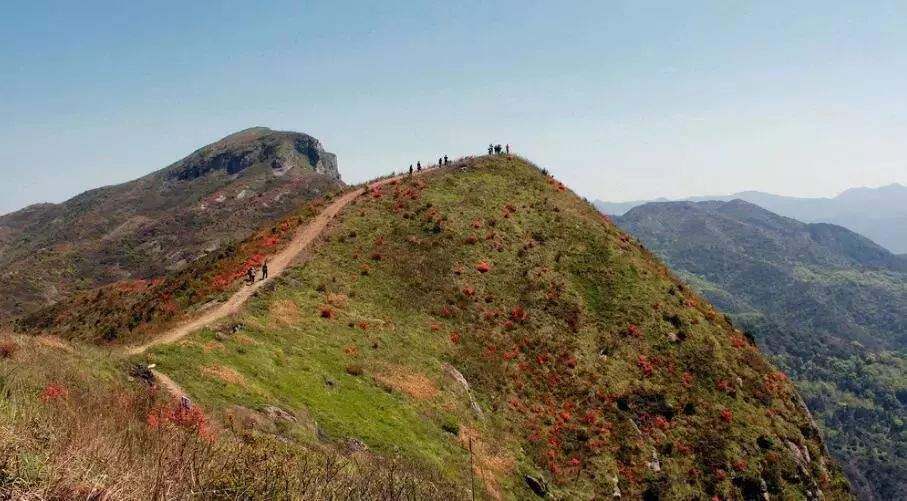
[406,144,512,176]
[408,155,450,176]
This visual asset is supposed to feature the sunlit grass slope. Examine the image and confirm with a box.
[145,156,851,499]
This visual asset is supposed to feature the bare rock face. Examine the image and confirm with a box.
[165,127,341,182]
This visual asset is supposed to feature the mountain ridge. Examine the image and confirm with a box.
[617,199,907,500]
[597,183,907,253]
[0,127,343,320]
[5,156,851,498]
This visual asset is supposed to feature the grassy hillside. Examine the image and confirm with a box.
[18,196,332,344]
[0,331,459,498]
[0,127,342,320]
[132,157,851,499]
[617,200,907,500]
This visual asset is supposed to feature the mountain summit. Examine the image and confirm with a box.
[0,127,343,320]
[6,156,850,498]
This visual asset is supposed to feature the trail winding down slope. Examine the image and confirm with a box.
[126,170,431,357]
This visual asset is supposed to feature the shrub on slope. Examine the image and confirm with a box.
[17,198,331,344]
[146,156,851,499]
[0,332,460,498]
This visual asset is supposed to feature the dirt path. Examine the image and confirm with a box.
[126,170,431,357]
[151,369,188,397]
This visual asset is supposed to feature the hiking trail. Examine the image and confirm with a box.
[126,169,434,357]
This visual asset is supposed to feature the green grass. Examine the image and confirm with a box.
[140,156,852,499]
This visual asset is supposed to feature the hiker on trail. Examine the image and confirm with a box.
[409,165,413,176]
[417,161,421,171]
[261,260,269,280]
[246,267,256,285]
[506,144,510,154]
[438,157,442,166]
[488,144,493,155]
[444,155,448,164]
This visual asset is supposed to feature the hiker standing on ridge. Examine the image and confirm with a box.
[246,267,256,285]
[488,144,493,155]
[417,161,421,171]
[506,144,510,154]
[444,155,448,165]
[494,144,502,155]
[261,260,269,280]
[409,165,413,176]
[438,157,442,166]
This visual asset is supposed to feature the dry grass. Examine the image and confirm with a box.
[201,364,246,386]
[457,426,515,500]
[0,336,466,499]
[373,366,439,401]
[269,299,301,326]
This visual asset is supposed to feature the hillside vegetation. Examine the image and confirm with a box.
[18,196,333,344]
[617,200,907,500]
[123,157,850,499]
[597,183,907,254]
[0,127,342,320]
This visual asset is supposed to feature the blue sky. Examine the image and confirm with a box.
[2,1,907,214]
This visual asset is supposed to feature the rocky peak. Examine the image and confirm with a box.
[164,127,340,182]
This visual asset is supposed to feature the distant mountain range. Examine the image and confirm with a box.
[596,183,907,254]
[617,200,907,500]
[0,127,343,319]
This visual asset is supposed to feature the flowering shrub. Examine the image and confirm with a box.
[41,383,68,402]
[320,307,334,319]
[636,355,654,377]
[509,306,528,322]
[475,261,491,273]
[146,400,214,440]
[720,408,733,423]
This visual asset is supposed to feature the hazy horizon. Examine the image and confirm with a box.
[4,1,907,214]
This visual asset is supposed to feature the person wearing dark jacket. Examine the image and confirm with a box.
[261,260,269,280]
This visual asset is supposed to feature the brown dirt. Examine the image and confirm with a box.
[151,369,188,398]
[269,299,301,325]
[374,367,439,401]
[458,426,515,500]
[35,335,76,353]
[325,293,348,307]
[201,365,246,386]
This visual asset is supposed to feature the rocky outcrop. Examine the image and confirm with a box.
[164,127,341,182]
